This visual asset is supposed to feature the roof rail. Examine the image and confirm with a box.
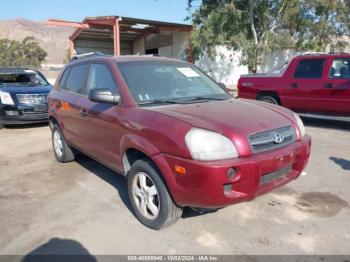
[70,52,108,62]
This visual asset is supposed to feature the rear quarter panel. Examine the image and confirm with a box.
[238,76,285,99]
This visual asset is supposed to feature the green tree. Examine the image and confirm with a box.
[188,0,349,72]
[0,36,47,68]
[63,48,73,64]
[296,0,349,52]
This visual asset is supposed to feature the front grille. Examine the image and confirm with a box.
[249,126,295,153]
[17,93,48,105]
[22,111,48,116]
[260,165,293,185]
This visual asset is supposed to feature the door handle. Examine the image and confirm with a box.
[290,83,298,88]
[324,83,333,89]
[79,109,88,117]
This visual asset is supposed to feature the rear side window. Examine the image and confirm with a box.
[87,64,119,95]
[329,58,350,79]
[64,64,89,94]
[59,68,70,88]
[294,59,325,79]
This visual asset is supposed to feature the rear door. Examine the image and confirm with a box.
[283,58,327,113]
[322,57,350,116]
[56,63,90,148]
[78,63,124,170]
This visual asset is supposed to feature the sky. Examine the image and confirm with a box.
[0,0,194,24]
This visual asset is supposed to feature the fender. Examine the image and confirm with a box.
[119,134,181,203]
[48,110,64,131]
[120,133,161,159]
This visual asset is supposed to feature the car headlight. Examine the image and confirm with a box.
[294,113,306,138]
[0,91,15,105]
[185,128,239,161]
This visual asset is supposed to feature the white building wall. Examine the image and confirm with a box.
[196,46,248,88]
[260,49,299,73]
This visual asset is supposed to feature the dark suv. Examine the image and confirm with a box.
[49,54,311,229]
[0,68,52,127]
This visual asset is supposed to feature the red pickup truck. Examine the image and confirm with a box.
[238,53,350,118]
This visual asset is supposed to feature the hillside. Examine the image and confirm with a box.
[0,18,74,64]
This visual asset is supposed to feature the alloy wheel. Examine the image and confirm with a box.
[132,172,160,219]
[53,130,63,158]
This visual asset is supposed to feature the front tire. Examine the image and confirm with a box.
[51,124,75,163]
[257,95,279,105]
[127,159,182,230]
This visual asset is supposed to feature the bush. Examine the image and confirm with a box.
[0,36,47,69]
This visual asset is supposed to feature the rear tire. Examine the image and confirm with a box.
[51,124,75,163]
[127,159,182,230]
[257,95,279,105]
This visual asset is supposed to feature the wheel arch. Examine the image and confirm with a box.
[256,91,281,105]
[120,136,180,205]
[48,115,59,129]
[120,133,163,175]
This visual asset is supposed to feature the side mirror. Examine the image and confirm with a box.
[88,88,120,104]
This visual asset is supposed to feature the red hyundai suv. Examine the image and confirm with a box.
[48,54,311,229]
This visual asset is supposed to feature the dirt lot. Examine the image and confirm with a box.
[0,118,349,256]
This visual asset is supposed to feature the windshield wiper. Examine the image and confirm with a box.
[181,96,227,103]
[139,97,228,106]
[138,99,182,106]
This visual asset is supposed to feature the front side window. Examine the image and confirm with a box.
[294,59,325,79]
[87,64,118,95]
[64,64,89,94]
[329,58,350,79]
[117,61,230,105]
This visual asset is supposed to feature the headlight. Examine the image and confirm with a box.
[0,91,15,105]
[185,128,239,161]
[294,113,305,138]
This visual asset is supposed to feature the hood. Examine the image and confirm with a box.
[145,98,297,156]
[0,84,52,94]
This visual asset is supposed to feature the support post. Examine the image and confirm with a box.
[113,18,120,56]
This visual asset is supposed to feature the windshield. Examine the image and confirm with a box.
[117,61,230,105]
[0,71,49,87]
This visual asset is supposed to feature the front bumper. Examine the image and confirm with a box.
[0,104,48,125]
[152,135,311,208]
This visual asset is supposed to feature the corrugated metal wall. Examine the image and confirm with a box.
[74,39,132,55]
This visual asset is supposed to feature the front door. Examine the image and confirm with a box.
[78,63,124,170]
[283,58,327,113]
